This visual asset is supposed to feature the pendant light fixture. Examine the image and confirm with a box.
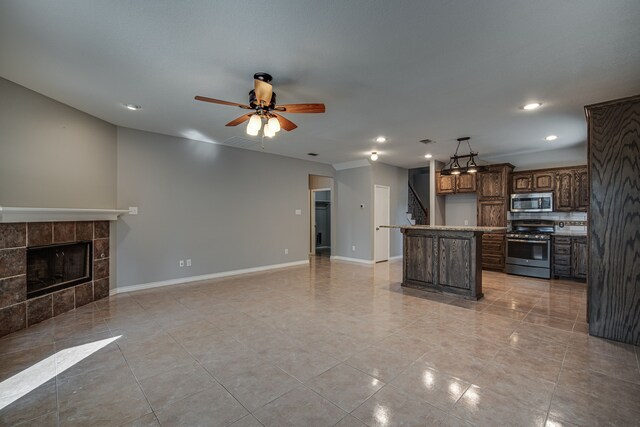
[246,113,281,138]
[441,137,486,176]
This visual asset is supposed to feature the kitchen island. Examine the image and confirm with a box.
[383,225,506,300]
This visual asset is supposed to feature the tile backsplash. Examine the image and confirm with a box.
[508,211,587,233]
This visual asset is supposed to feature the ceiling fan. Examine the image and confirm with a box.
[195,72,325,137]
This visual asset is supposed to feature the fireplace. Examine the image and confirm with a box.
[27,241,93,299]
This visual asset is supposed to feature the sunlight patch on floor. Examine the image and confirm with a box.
[0,335,121,410]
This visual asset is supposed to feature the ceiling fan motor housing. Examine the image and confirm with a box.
[249,89,276,109]
[253,72,273,83]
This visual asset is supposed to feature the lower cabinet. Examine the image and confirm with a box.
[552,235,587,280]
[482,232,505,271]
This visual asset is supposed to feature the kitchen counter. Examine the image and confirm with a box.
[388,226,489,300]
[383,225,506,232]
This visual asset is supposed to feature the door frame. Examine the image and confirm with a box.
[310,188,331,255]
[374,185,391,262]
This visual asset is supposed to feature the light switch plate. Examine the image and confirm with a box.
[295,209,302,215]
[129,206,138,215]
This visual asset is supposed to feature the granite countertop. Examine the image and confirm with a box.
[382,225,507,232]
[552,231,588,236]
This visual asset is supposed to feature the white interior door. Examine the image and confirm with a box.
[374,185,390,262]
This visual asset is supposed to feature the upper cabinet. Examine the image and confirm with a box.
[435,172,476,195]
[477,165,511,199]
[555,167,588,212]
[512,170,555,193]
[511,166,588,212]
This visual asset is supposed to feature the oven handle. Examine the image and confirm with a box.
[507,239,548,244]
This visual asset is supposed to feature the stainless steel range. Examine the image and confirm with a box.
[505,220,555,279]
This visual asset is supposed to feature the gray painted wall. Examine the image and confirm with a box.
[116,127,334,288]
[372,162,408,258]
[335,166,373,261]
[444,194,478,226]
[0,78,117,208]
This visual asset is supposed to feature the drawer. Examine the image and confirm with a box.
[482,254,505,270]
[483,233,505,242]
[553,236,571,244]
[483,242,504,254]
[554,244,571,255]
[573,236,587,244]
[553,266,571,276]
[554,254,571,266]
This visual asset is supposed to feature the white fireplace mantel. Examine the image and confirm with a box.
[0,207,129,223]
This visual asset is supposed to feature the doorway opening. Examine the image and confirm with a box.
[309,174,334,258]
[374,185,390,263]
[311,189,331,257]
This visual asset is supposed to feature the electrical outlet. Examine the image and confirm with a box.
[284,249,288,255]
[295,209,302,215]
[128,206,138,215]
[352,245,356,252]
[186,259,191,267]
[179,260,185,267]
[464,219,469,226]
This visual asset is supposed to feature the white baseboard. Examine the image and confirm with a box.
[111,260,309,295]
[330,256,374,265]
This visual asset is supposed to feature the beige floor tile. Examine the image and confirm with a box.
[272,347,340,382]
[228,414,263,427]
[121,412,161,426]
[0,379,57,426]
[345,346,416,383]
[305,363,384,412]
[154,383,248,427]
[253,386,346,427]
[58,382,151,426]
[12,410,58,427]
[351,385,448,426]
[334,414,369,427]
[389,362,470,410]
[2,261,638,426]
[139,363,219,410]
[216,362,300,412]
[451,385,547,427]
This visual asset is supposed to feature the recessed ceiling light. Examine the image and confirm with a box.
[376,136,386,143]
[124,104,142,111]
[545,135,558,141]
[425,154,433,159]
[522,103,542,111]
[370,152,378,161]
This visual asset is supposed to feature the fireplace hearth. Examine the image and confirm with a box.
[27,241,92,298]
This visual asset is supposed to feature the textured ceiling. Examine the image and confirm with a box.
[1,1,639,168]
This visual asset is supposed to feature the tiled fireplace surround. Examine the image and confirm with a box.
[0,221,110,338]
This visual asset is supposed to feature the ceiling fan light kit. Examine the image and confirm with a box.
[440,137,486,176]
[195,72,325,140]
[370,152,379,161]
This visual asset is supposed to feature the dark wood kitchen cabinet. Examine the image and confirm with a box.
[552,235,586,280]
[511,166,587,211]
[586,94,640,345]
[435,172,476,195]
[477,163,513,271]
[512,171,556,193]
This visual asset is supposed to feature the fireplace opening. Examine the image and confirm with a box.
[27,241,93,299]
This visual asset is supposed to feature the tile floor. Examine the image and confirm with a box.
[1,257,639,426]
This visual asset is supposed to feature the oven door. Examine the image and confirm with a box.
[506,238,550,268]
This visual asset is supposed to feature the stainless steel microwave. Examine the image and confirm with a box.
[510,192,553,212]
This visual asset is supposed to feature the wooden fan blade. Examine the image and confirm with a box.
[226,113,254,127]
[274,103,325,114]
[272,113,297,131]
[254,80,273,105]
[195,96,252,109]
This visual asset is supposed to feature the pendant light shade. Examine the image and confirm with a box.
[268,116,280,133]
[247,114,262,135]
[467,155,478,173]
[440,137,485,175]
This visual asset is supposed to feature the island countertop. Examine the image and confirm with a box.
[382,225,506,233]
